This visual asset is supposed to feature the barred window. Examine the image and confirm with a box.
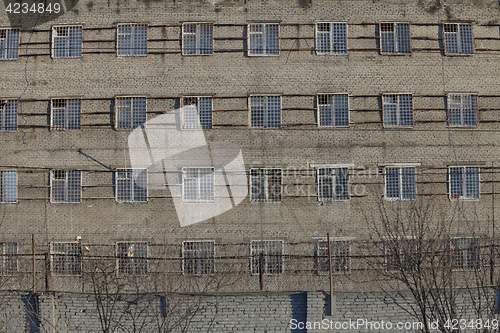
[444,23,474,55]
[50,170,81,203]
[115,97,147,129]
[181,97,212,129]
[116,169,147,202]
[382,94,413,127]
[182,23,213,55]
[447,94,478,127]
[0,29,19,60]
[182,241,215,275]
[317,94,349,127]
[449,166,479,200]
[51,26,82,58]
[385,167,416,200]
[0,99,17,131]
[1,171,17,203]
[248,23,279,56]
[250,168,282,202]
[3,243,17,275]
[182,167,214,202]
[116,242,148,275]
[316,240,350,274]
[50,242,82,276]
[380,22,411,54]
[384,237,418,272]
[51,99,81,130]
[317,167,350,201]
[450,238,480,270]
[249,95,281,128]
[316,22,347,55]
[117,23,148,56]
[250,240,283,274]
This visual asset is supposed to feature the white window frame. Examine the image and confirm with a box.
[0,99,18,131]
[315,22,348,55]
[316,238,351,275]
[51,25,83,58]
[383,164,418,201]
[448,166,480,201]
[249,95,281,128]
[50,242,82,276]
[1,170,17,203]
[250,240,284,275]
[313,164,352,201]
[247,23,280,56]
[117,23,148,56]
[249,168,282,202]
[317,93,349,127]
[114,96,147,129]
[182,22,214,56]
[384,236,418,272]
[382,93,414,127]
[50,170,82,204]
[447,93,478,127]
[182,167,215,202]
[182,240,215,275]
[0,28,19,60]
[115,169,148,203]
[379,22,411,55]
[116,242,148,275]
[3,242,17,275]
[443,23,475,55]
[50,98,81,130]
[181,96,213,130]
[450,237,480,271]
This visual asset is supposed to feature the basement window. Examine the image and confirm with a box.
[0,28,19,60]
[380,22,411,54]
[51,99,81,130]
[248,23,280,56]
[447,94,478,127]
[382,94,414,127]
[182,23,213,55]
[181,96,212,129]
[52,26,82,58]
[444,23,474,55]
[50,242,82,276]
[116,242,148,275]
[0,99,17,131]
[316,22,347,55]
[250,240,283,274]
[182,241,215,275]
[117,23,148,56]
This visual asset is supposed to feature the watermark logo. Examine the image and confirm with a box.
[128,105,247,227]
[4,1,78,30]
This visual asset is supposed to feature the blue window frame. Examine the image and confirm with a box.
[0,29,19,60]
[52,26,82,58]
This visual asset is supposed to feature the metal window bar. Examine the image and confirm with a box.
[50,170,82,203]
[0,29,19,60]
[250,240,283,274]
[384,238,417,272]
[182,23,213,55]
[317,94,349,127]
[116,169,147,202]
[385,167,416,200]
[316,22,347,55]
[444,23,474,55]
[248,23,279,56]
[317,240,350,274]
[383,94,413,127]
[448,94,478,126]
[51,99,81,130]
[181,97,212,129]
[0,100,17,131]
[182,168,215,202]
[451,238,480,270]
[1,171,17,203]
[115,97,147,129]
[250,96,281,128]
[116,242,148,275]
[449,166,479,200]
[3,243,17,275]
[182,241,215,275]
[317,167,350,201]
[52,26,82,58]
[50,242,82,276]
[117,24,148,56]
[250,168,282,202]
[380,23,411,54]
